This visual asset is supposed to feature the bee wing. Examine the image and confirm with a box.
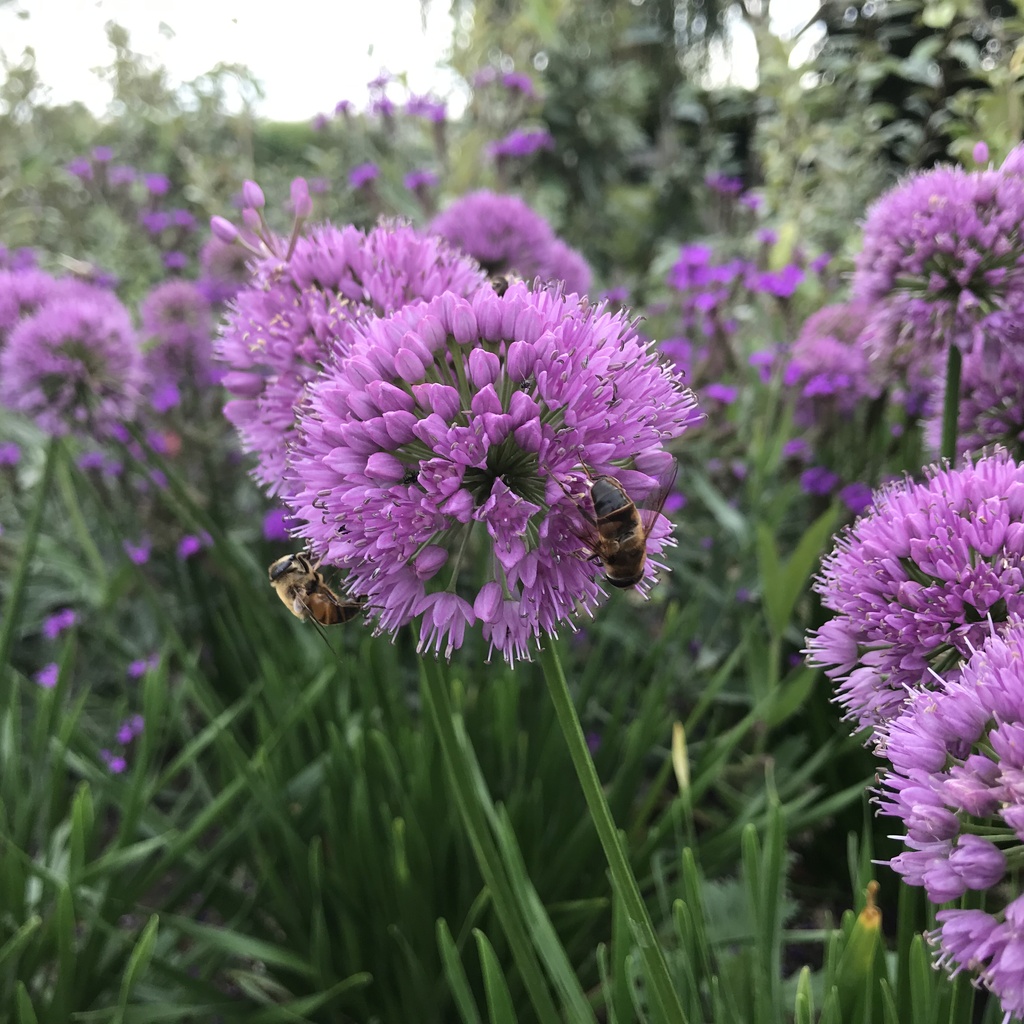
[637,459,679,540]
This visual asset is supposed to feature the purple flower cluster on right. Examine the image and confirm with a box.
[806,448,1024,1015]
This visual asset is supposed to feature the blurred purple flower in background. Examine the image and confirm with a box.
[0,287,143,437]
[34,663,59,689]
[140,280,214,389]
[349,163,380,189]
[42,608,78,639]
[488,129,554,159]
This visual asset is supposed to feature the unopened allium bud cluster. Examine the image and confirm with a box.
[213,180,698,663]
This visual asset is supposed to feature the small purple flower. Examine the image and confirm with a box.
[404,168,440,192]
[101,749,127,774]
[800,466,839,496]
[66,157,93,181]
[150,381,181,413]
[286,282,702,664]
[141,211,171,235]
[124,538,151,565]
[127,654,159,679]
[838,482,874,515]
[488,129,555,159]
[34,663,59,689]
[704,383,738,404]
[116,714,144,744]
[311,112,330,132]
[177,534,209,560]
[405,94,447,122]
[144,173,171,196]
[162,251,188,271]
[334,99,353,117]
[782,438,810,461]
[705,173,744,195]
[973,141,990,164]
[747,264,804,298]
[92,146,113,163]
[0,442,20,466]
[0,288,143,437]
[807,450,1024,730]
[108,165,136,186]
[348,163,380,189]
[42,608,77,640]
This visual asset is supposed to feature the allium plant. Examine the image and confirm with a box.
[925,321,1024,460]
[783,301,881,428]
[286,281,701,663]
[806,450,1024,731]
[852,165,1024,364]
[216,218,487,496]
[140,280,215,390]
[429,190,592,293]
[877,619,1024,1020]
[0,287,143,437]
[0,269,97,348]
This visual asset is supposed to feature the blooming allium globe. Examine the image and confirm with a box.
[783,301,881,427]
[140,280,215,390]
[806,450,1024,731]
[429,190,592,293]
[198,234,254,305]
[286,281,701,663]
[216,221,487,496]
[0,287,143,437]
[0,269,96,349]
[924,321,1024,460]
[877,619,1024,1020]
[852,165,1024,362]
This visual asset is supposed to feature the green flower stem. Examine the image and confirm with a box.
[940,343,962,466]
[0,436,59,696]
[538,641,688,1023]
[419,659,564,1024]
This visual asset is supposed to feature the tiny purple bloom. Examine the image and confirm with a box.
[42,608,77,640]
[348,163,380,189]
[124,539,151,565]
[34,663,59,689]
[0,442,20,466]
[144,173,170,196]
[704,383,738,404]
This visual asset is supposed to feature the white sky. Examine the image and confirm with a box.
[0,0,824,120]
[0,0,459,121]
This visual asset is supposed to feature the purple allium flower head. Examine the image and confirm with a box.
[285,281,701,664]
[487,129,555,159]
[140,280,214,388]
[0,269,97,349]
[0,288,142,437]
[34,663,59,689]
[348,163,380,189]
[924,320,1024,459]
[877,621,1024,1019]
[404,168,440,192]
[42,608,77,640]
[430,190,590,292]
[853,165,1024,362]
[806,450,1024,731]
[784,301,881,426]
[217,221,487,496]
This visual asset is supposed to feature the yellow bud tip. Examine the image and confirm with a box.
[671,721,690,792]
